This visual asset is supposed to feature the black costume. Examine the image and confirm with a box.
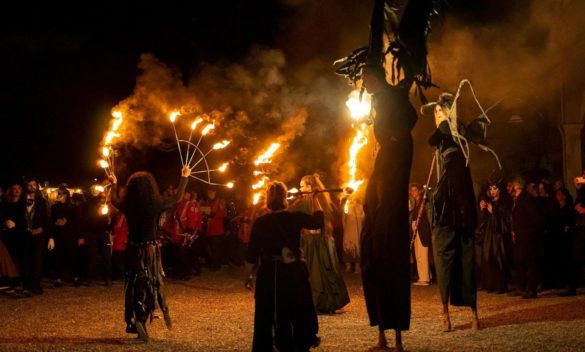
[478,198,512,293]
[49,201,79,282]
[113,175,188,335]
[429,120,478,307]
[246,210,323,352]
[511,190,540,296]
[362,84,417,331]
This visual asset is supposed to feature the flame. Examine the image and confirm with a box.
[288,188,299,194]
[169,111,181,123]
[112,118,123,132]
[202,123,215,136]
[99,160,109,169]
[105,131,120,145]
[100,204,109,215]
[345,89,372,120]
[344,124,368,195]
[253,192,262,205]
[344,200,350,214]
[111,111,123,131]
[191,117,204,130]
[226,182,235,189]
[253,171,264,176]
[218,163,228,172]
[94,185,105,193]
[252,176,268,190]
[213,140,230,150]
[254,143,281,165]
[102,146,110,157]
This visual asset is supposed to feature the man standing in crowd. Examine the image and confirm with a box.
[560,174,585,296]
[23,189,52,295]
[82,188,112,286]
[509,178,540,299]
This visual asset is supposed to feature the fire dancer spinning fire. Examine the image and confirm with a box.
[109,165,191,343]
[334,0,435,350]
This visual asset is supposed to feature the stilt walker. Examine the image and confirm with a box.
[421,81,500,331]
[335,0,436,349]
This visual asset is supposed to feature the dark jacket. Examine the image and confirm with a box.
[429,121,477,232]
[511,191,540,241]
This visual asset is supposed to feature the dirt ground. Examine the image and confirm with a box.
[1,268,585,352]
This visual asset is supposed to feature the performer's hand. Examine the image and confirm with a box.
[31,227,43,236]
[47,238,55,250]
[181,165,191,178]
[479,200,486,210]
[78,238,85,246]
[109,174,117,185]
[5,220,15,229]
[487,203,493,214]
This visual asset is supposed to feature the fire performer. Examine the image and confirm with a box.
[289,174,349,314]
[110,165,191,342]
[244,181,323,352]
[421,93,480,331]
[335,0,435,349]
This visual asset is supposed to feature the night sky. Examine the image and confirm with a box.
[0,0,531,189]
[0,2,285,187]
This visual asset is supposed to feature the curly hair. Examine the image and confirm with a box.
[266,181,288,211]
[124,171,162,219]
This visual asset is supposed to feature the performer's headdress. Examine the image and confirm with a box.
[333,0,437,100]
[421,79,502,170]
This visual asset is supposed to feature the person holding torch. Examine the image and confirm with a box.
[110,165,191,343]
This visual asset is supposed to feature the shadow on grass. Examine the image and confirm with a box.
[454,297,585,330]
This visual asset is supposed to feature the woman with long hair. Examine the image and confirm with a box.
[111,166,190,342]
[289,174,349,314]
[244,181,323,352]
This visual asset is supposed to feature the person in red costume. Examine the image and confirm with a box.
[203,188,226,270]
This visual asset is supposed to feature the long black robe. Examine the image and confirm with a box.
[429,121,477,307]
[361,84,417,331]
[480,199,512,292]
[246,210,324,352]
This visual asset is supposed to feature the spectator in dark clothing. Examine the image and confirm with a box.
[560,177,585,296]
[48,187,77,287]
[509,179,541,299]
[82,191,112,286]
[537,182,557,289]
[70,193,86,286]
[554,188,575,291]
[23,190,52,295]
[1,184,26,290]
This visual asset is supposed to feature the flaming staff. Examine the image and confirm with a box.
[343,89,371,213]
[251,143,281,204]
[99,110,124,179]
[169,112,233,189]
